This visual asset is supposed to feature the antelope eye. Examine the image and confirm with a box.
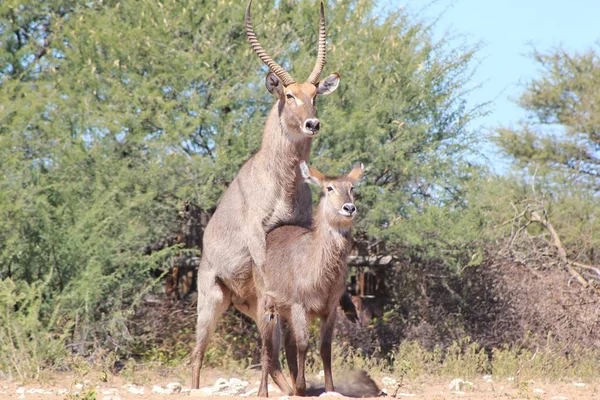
[286,94,294,99]
[350,186,354,192]
[327,185,334,192]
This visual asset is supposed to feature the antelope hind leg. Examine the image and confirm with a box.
[268,321,293,395]
[191,266,231,389]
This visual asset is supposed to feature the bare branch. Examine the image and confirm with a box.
[529,211,590,288]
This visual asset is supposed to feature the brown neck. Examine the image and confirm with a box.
[256,102,313,190]
[311,201,353,275]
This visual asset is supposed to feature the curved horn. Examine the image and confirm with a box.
[307,1,327,85]
[245,0,296,86]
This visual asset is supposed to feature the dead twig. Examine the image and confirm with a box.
[529,211,590,288]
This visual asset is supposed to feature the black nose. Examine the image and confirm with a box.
[305,119,320,132]
[343,204,356,214]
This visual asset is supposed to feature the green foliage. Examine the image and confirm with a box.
[493,46,600,266]
[0,276,68,379]
[495,46,600,191]
[0,0,486,371]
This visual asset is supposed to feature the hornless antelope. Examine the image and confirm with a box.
[255,161,364,397]
[192,0,353,391]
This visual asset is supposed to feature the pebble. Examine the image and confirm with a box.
[152,385,173,395]
[397,393,417,397]
[102,388,119,395]
[320,392,343,397]
[125,385,145,395]
[449,378,473,391]
[166,382,182,392]
[572,382,586,387]
[241,387,259,397]
[190,387,214,397]
[533,388,545,393]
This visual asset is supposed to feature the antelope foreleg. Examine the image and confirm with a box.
[320,308,337,393]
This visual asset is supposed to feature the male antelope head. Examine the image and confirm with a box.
[246,0,341,137]
[300,161,364,229]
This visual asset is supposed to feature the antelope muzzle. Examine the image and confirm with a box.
[303,118,321,135]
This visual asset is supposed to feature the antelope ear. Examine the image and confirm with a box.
[300,161,325,186]
[266,72,284,96]
[317,73,340,95]
[346,162,364,183]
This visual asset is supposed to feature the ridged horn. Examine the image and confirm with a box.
[307,1,327,85]
[245,0,296,86]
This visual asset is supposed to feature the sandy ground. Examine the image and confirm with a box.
[0,368,596,400]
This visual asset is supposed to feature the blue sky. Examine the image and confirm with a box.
[379,0,600,172]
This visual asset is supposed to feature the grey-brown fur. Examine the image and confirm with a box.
[306,370,381,398]
[191,0,342,391]
[255,162,364,397]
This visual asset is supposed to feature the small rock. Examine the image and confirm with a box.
[55,388,69,395]
[74,383,84,390]
[152,385,173,395]
[482,374,493,383]
[551,396,568,400]
[16,387,25,394]
[453,391,466,395]
[397,394,416,397]
[507,377,515,382]
[320,392,342,397]
[126,385,145,395]
[181,387,191,394]
[533,388,545,394]
[102,388,118,395]
[166,382,182,392]
[317,370,325,379]
[190,387,214,397]
[213,378,229,390]
[278,396,290,400]
[572,382,586,388]
[448,378,466,390]
[241,387,259,397]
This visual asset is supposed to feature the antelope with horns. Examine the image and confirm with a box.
[192,0,353,391]
[255,161,364,397]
